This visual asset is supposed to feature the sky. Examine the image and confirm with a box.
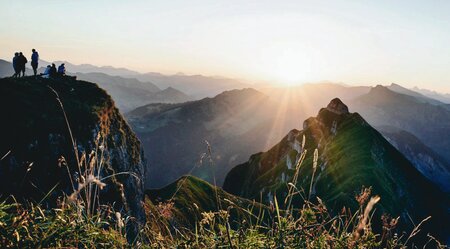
[1,0,449,92]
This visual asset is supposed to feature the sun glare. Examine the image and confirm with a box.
[262,46,311,86]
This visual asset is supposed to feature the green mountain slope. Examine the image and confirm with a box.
[146,175,269,227]
[223,98,449,240]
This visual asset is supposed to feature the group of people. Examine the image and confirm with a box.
[12,52,30,77]
[42,63,66,78]
[11,49,66,78]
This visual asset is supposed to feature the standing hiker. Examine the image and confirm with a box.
[18,52,27,77]
[12,52,20,77]
[31,49,39,76]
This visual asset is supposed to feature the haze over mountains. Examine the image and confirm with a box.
[412,87,450,104]
[73,72,192,112]
[126,88,281,188]
[41,59,250,99]
[351,86,450,163]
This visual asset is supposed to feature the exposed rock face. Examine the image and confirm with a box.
[0,76,146,237]
[326,98,349,114]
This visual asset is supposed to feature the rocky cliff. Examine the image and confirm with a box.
[0,76,146,235]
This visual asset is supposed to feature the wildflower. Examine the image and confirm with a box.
[115,212,124,229]
[200,211,215,225]
[157,201,174,219]
[57,156,67,168]
[85,174,106,190]
[219,210,229,221]
[355,187,372,206]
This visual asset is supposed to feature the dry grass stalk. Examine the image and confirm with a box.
[353,195,381,240]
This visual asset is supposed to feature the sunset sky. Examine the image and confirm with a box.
[1,0,449,92]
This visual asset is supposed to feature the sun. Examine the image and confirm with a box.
[264,49,311,86]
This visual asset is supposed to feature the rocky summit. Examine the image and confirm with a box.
[326,97,349,114]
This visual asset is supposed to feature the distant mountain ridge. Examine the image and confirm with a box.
[34,59,250,99]
[387,83,449,107]
[47,60,141,76]
[73,72,192,112]
[131,73,251,99]
[413,86,450,104]
[126,88,283,188]
[351,85,450,165]
[378,125,450,192]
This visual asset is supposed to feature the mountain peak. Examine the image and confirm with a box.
[369,85,395,95]
[326,98,349,114]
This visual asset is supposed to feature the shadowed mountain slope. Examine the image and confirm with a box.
[351,86,450,164]
[127,88,283,188]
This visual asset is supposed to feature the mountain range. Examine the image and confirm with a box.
[126,82,450,193]
[351,85,450,169]
[126,88,282,188]
[73,72,192,112]
[31,59,251,99]
[2,59,449,193]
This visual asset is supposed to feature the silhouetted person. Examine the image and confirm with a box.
[49,63,57,77]
[42,65,51,78]
[12,52,20,78]
[57,63,66,76]
[18,52,27,77]
[31,49,39,76]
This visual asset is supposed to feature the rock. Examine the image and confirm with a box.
[326,98,349,114]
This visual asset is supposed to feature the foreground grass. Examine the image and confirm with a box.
[0,187,447,248]
[0,201,127,248]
